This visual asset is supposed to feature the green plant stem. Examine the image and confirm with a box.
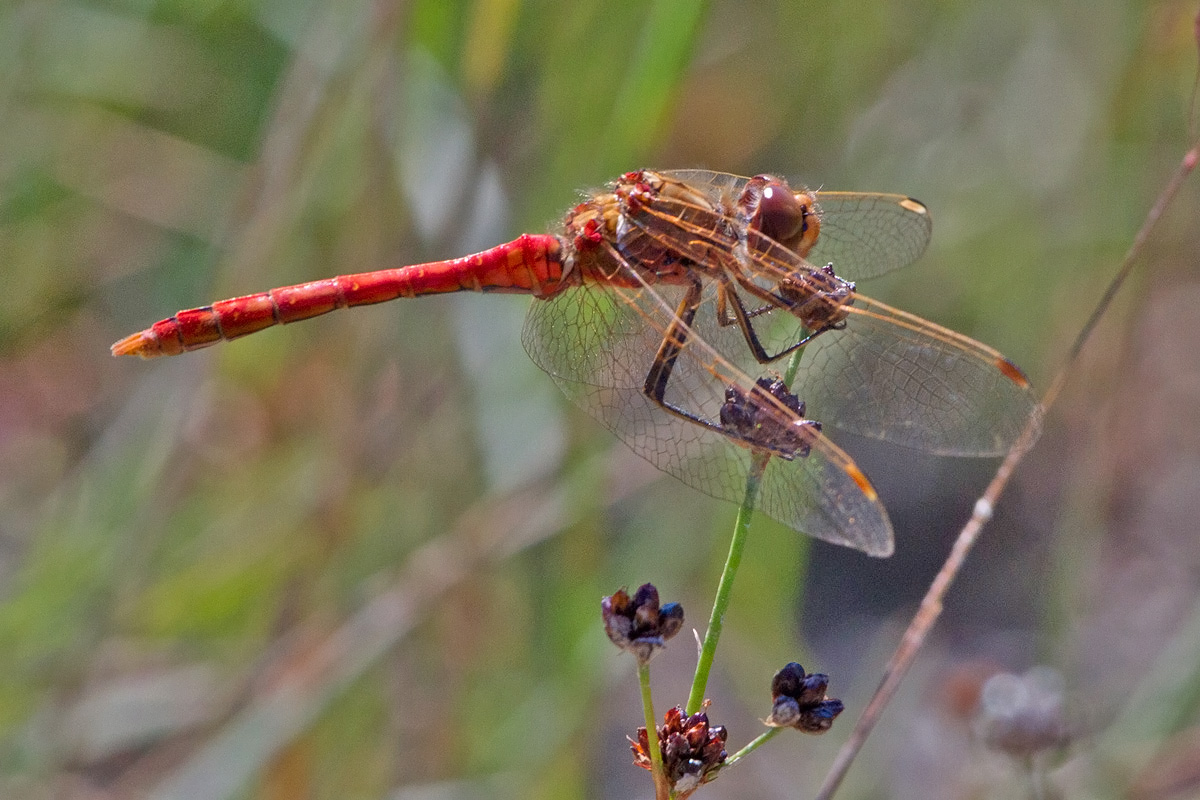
[723,727,782,768]
[685,452,767,715]
[686,347,808,715]
[639,661,670,800]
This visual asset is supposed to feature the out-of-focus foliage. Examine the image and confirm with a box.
[1,1,1198,798]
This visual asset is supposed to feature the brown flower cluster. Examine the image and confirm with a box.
[765,662,844,734]
[631,705,727,796]
[601,583,684,664]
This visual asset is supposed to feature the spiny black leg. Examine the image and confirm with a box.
[643,277,709,419]
[715,278,826,365]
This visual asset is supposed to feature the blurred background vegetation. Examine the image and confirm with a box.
[2,0,1199,798]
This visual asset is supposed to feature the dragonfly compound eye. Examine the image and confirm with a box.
[741,175,821,256]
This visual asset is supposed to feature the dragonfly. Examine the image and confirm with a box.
[112,169,1041,557]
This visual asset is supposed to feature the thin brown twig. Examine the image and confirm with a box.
[1042,144,1200,410]
[815,138,1200,800]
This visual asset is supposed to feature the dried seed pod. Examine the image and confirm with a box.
[630,704,728,797]
[601,583,684,664]
[766,662,844,734]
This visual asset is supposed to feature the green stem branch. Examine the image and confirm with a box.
[639,662,670,800]
[685,453,767,714]
[723,727,783,767]
[686,346,808,715]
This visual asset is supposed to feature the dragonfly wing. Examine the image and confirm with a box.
[794,297,1043,456]
[530,332,894,555]
[808,192,932,280]
[758,438,894,556]
[679,288,1041,457]
[524,280,746,423]
[523,275,893,555]
[597,385,893,556]
[522,283,663,390]
[655,169,750,198]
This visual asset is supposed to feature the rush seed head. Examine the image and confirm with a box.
[765,662,844,734]
[630,704,727,796]
[601,583,684,664]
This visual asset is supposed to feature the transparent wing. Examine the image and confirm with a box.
[795,298,1040,455]
[807,191,931,279]
[620,173,1040,456]
[520,278,657,390]
[521,279,894,556]
[674,291,1042,457]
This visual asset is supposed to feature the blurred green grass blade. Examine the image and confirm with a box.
[410,0,468,72]
[599,0,710,174]
[0,362,199,735]
[462,0,521,96]
[1098,595,1200,760]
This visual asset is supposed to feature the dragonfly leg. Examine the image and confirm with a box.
[714,278,827,365]
[641,276,809,460]
[642,276,713,428]
[715,285,777,325]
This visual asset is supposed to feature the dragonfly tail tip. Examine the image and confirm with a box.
[110,330,161,358]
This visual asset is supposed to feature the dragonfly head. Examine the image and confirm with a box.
[739,175,821,258]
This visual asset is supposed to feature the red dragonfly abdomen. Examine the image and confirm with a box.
[112,234,568,358]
